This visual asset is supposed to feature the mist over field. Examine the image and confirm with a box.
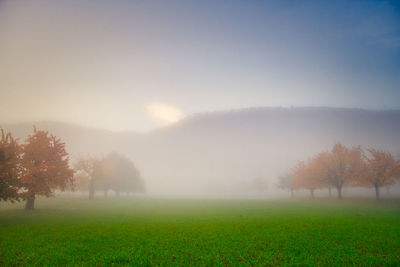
[1,0,400,265]
[2,107,400,198]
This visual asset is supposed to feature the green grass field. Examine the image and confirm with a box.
[1,197,400,266]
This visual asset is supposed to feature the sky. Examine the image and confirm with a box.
[0,0,399,132]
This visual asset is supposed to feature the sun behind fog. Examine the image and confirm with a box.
[146,102,184,124]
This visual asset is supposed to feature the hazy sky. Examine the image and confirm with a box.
[0,0,399,131]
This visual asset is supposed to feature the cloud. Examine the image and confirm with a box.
[146,102,184,124]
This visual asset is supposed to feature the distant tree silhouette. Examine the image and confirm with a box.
[277,172,295,197]
[74,157,102,199]
[101,152,144,196]
[75,153,144,198]
[73,169,91,195]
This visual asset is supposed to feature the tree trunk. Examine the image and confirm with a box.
[336,185,342,199]
[290,188,294,198]
[116,191,120,198]
[104,190,108,198]
[375,184,380,200]
[310,189,315,199]
[89,179,95,200]
[328,187,332,197]
[25,194,35,210]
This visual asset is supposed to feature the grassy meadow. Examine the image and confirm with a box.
[0,197,400,266]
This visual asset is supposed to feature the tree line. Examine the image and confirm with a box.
[0,128,144,209]
[278,143,400,200]
[74,153,144,199]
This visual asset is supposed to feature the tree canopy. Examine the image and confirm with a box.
[0,129,21,202]
[74,152,144,198]
[21,128,74,209]
[287,143,399,200]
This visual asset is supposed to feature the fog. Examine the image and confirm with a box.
[2,2,400,265]
[1,0,400,201]
[2,107,400,199]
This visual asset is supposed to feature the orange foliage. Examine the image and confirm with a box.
[357,149,400,199]
[0,129,22,201]
[294,160,323,191]
[291,143,364,199]
[21,127,74,209]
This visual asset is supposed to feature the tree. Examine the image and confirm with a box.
[74,157,102,199]
[312,152,337,197]
[75,153,144,198]
[73,170,91,195]
[277,171,295,197]
[101,152,144,196]
[357,149,400,200]
[294,160,322,199]
[0,129,21,202]
[316,144,363,199]
[21,128,74,210]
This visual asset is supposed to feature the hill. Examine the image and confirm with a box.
[2,107,400,196]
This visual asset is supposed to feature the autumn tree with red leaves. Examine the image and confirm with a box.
[21,128,74,210]
[311,144,363,199]
[294,160,323,199]
[357,149,400,200]
[0,129,21,202]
